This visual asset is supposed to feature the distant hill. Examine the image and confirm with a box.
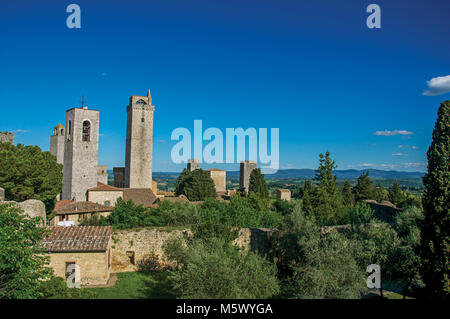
[225,169,424,180]
[109,169,424,180]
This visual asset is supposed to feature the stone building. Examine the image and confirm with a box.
[41,226,113,286]
[0,131,14,145]
[187,158,200,171]
[87,182,123,207]
[113,167,125,188]
[206,168,226,192]
[50,124,65,164]
[62,106,100,201]
[124,90,155,190]
[276,189,291,201]
[51,200,114,226]
[97,165,108,185]
[239,160,257,193]
[87,182,158,208]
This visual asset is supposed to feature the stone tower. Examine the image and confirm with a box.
[62,106,100,201]
[187,158,200,171]
[50,124,65,164]
[124,90,155,189]
[0,132,14,145]
[239,160,257,193]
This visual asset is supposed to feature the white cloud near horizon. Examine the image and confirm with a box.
[13,129,30,134]
[422,75,450,96]
[374,130,413,136]
[392,153,408,156]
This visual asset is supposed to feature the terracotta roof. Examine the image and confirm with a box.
[123,188,157,208]
[55,123,64,129]
[41,226,112,252]
[88,182,122,192]
[54,199,73,211]
[54,201,114,215]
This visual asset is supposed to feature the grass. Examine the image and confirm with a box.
[90,271,178,299]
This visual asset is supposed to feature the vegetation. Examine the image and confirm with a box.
[249,168,269,199]
[38,277,97,299]
[0,204,52,299]
[0,143,63,211]
[164,238,280,299]
[419,100,450,299]
[175,168,216,201]
[91,271,177,299]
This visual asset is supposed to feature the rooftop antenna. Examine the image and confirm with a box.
[80,95,86,108]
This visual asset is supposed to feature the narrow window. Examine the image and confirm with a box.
[82,120,91,142]
[141,117,145,122]
[126,251,135,265]
[68,120,72,139]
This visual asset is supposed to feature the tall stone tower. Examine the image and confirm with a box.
[124,90,155,189]
[239,160,257,193]
[50,124,65,164]
[62,107,100,201]
[187,158,200,171]
[0,132,14,145]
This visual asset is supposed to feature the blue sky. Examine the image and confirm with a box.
[1,0,449,173]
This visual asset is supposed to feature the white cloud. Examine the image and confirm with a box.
[397,145,408,148]
[392,153,408,156]
[374,130,413,136]
[359,163,375,167]
[403,162,426,168]
[422,75,450,96]
[13,129,29,134]
[412,146,419,150]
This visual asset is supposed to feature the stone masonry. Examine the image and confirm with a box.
[239,160,257,193]
[0,132,14,145]
[62,107,100,201]
[50,124,65,164]
[124,90,155,189]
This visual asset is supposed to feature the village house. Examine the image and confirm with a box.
[41,226,113,286]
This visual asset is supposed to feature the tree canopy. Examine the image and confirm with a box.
[0,143,63,211]
[175,168,216,201]
[420,100,450,299]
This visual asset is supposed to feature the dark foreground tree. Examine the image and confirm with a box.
[248,168,269,199]
[175,168,216,201]
[420,100,450,299]
[0,143,63,211]
[0,204,52,299]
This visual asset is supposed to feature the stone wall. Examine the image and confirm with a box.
[47,249,110,286]
[111,228,276,273]
[88,190,123,207]
[0,196,46,225]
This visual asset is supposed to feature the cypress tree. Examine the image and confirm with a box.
[420,100,450,299]
[353,171,375,202]
[249,168,269,199]
[342,180,354,207]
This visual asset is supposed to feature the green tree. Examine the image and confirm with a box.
[342,180,354,206]
[389,181,406,207]
[175,169,216,201]
[248,168,269,199]
[352,171,375,202]
[0,143,63,212]
[166,238,280,299]
[312,151,344,225]
[420,100,450,299]
[301,180,313,214]
[38,277,97,299]
[348,202,374,231]
[0,204,52,299]
[392,207,423,298]
[291,230,366,299]
[106,198,149,229]
[373,184,389,202]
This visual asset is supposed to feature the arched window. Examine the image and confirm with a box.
[104,201,111,206]
[61,128,64,135]
[82,120,91,142]
[136,99,146,105]
[68,121,72,135]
